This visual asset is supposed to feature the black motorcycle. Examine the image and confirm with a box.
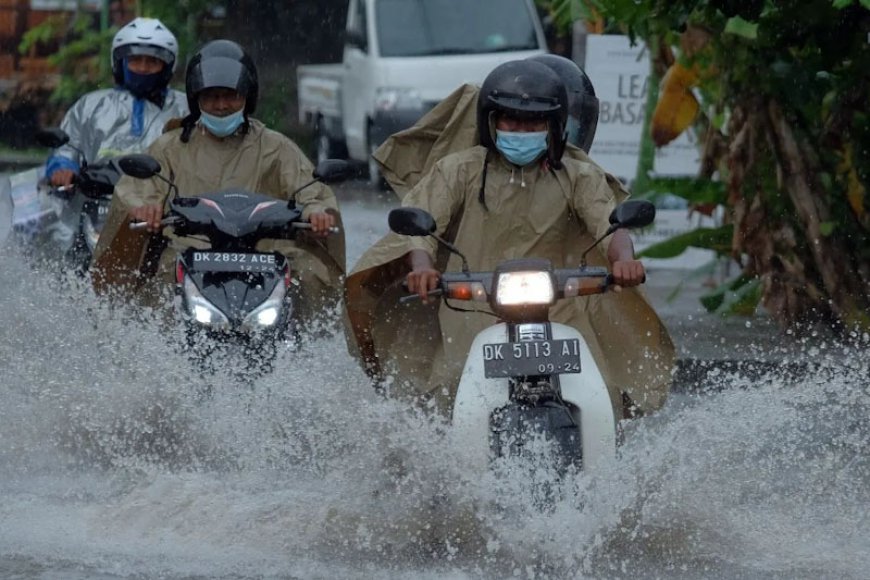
[117,154,350,374]
[35,128,121,273]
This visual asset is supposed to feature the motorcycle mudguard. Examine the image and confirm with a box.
[91,212,163,294]
[452,322,616,470]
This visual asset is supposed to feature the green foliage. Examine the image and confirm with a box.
[638,224,734,258]
[699,274,762,316]
[723,15,758,39]
[139,0,224,64]
[19,13,113,106]
[19,2,230,106]
[833,0,870,9]
[540,0,870,323]
[19,15,63,48]
[646,177,727,206]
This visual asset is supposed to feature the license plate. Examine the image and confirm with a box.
[482,339,582,378]
[191,251,280,273]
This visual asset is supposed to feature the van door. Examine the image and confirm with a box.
[341,0,370,160]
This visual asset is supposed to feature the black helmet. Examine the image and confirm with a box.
[185,39,259,120]
[526,54,599,153]
[477,60,569,167]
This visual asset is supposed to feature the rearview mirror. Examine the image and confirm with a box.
[35,128,70,149]
[388,208,436,237]
[609,200,655,229]
[313,159,352,184]
[117,154,162,179]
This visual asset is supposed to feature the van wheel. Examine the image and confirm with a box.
[315,122,333,164]
[367,127,386,190]
[313,120,346,164]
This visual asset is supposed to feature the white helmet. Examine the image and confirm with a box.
[111,17,178,85]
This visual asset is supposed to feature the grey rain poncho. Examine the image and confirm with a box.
[46,88,188,174]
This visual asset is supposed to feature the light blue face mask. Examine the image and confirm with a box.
[200,109,245,138]
[495,130,548,166]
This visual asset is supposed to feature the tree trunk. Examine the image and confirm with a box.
[766,100,870,328]
[728,97,870,330]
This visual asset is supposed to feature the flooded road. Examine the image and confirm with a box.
[0,181,867,579]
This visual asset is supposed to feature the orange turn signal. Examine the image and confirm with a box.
[563,277,605,297]
[445,281,488,301]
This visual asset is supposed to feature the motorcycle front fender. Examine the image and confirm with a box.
[452,322,616,471]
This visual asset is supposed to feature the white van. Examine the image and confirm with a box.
[297,0,547,184]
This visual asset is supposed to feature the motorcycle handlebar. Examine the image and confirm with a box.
[399,287,443,304]
[398,268,645,304]
[128,216,180,231]
[291,222,341,235]
[128,218,339,234]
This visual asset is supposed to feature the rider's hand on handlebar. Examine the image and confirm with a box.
[50,169,75,188]
[611,259,646,291]
[308,211,336,237]
[406,267,441,304]
[129,204,164,233]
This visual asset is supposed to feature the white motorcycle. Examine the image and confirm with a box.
[388,200,656,473]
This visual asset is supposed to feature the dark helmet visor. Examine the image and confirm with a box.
[487,92,562,118]
[190,57,253,96]
[116,44,175,66]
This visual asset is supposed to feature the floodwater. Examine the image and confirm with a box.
[0,185,867,579]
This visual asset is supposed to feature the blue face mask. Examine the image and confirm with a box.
[495,130,548,166]
[200,109,245,138]
[122,63,163,98]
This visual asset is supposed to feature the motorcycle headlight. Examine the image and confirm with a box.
[83,214,100,251]
[494,271,555,306]
[241,281,287,332]
[183,276,230,330]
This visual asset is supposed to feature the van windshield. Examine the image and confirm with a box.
[376,0,540,57]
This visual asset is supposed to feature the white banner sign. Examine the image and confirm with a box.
[583,35,701,187]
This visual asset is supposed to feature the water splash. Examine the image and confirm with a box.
[0,246,867,579]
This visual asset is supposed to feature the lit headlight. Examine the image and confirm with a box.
[241,281,287,332]
[183,276,229,329]
[255,307,279,326]
[495,271,555,306]
[83,215,100,251]
[374,87,423,111]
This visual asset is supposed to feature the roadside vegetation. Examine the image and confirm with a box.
[539,0,870,330]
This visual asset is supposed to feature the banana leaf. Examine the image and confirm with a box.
[638,224,733,259]
[700,274,762,316]
[646,177,727,206]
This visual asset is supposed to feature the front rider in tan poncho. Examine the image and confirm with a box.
[346,58,674,420]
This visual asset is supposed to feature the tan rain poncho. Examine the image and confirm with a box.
[92,119,345,318]
[345,84,674,418]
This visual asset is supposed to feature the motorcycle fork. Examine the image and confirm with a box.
[489,321,584,471]
[505,322,562,404]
